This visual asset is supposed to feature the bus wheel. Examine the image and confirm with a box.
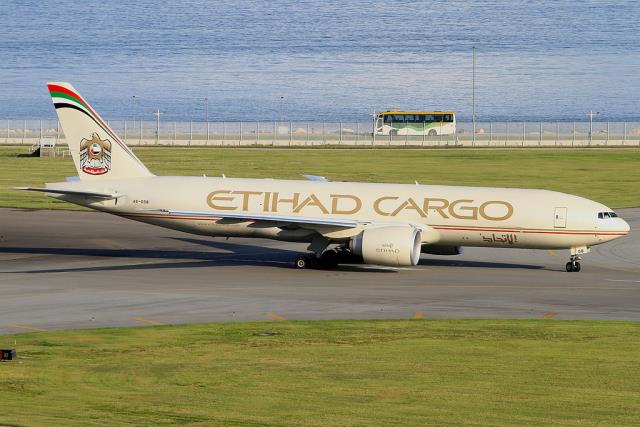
[428,129,437,136]
[389,129,398,136]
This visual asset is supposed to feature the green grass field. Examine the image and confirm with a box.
[1,319,639,426]
[2,147,639,425]
[1,146,639,210]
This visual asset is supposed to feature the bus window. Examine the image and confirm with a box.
[443,114,453,122]
[433,114,443,122]
[405,115,414,122]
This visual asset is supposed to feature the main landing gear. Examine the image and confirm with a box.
[295,249,341,270]
[294,236,345,270]
[565,255,581,272]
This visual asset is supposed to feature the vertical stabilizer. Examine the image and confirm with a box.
[47,82,153,180]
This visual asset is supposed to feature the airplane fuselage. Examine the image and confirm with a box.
[48,176,630,251]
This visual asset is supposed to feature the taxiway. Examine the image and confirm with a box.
[0,208,638,333]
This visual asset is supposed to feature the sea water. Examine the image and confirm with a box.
[1,0,638,121]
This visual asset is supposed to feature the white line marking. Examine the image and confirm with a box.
[605,279,640,283]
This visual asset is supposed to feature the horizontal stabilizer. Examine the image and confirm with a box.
[16,187,121,199]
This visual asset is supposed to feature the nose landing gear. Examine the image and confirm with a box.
[566,255,582,272]
[566,246,589,273]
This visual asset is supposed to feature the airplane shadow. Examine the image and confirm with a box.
[134,237,544,271]
[0,237,296,273]
[0,236,543,273]
[0,238,382,274]
[418,258,544,270]
[168,237,298,256]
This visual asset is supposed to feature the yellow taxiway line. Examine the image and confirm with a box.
[131,316,164,326]
[267,312,287,321]
[2,323,47,332]
[94,239,128,250]
[547,250,561,258]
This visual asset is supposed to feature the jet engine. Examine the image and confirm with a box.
[349,226,422,266]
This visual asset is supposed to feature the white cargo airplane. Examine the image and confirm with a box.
[19,83,630,272]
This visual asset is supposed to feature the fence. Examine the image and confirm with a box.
[2,119,640,147]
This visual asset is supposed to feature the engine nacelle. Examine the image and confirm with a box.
[349,226,422,266]
[421,245,463,256]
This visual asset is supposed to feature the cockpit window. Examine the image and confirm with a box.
[598,211,618,219]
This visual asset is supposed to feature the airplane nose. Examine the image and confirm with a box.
[621,218,631,234]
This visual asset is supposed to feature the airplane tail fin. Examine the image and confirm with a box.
[47,82,153,180]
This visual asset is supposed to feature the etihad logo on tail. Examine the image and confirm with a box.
[80,133,112,175]
[207,190,514,221]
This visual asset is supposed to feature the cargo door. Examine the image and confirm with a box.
[554,207,567,228]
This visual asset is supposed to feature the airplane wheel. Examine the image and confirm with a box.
[573,261,581,272]
[295,256,309,269]
[565,262,573,272]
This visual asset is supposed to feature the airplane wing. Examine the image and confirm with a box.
[140,209,440,242]
[16,187,121,199]
[143,208,368,228]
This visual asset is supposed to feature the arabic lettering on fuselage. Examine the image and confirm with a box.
[481,233,518,244]
[206,190,514,221]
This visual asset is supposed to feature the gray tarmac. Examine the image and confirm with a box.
[0,207,639,334]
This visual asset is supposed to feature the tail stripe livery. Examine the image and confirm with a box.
[47,82,152,180]
[49,84,118,146]
[47,83,143,167]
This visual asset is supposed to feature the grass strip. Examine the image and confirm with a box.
[1,318,639,426]
[1,147,639,210]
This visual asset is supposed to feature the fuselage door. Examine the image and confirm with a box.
[554,207,567,228]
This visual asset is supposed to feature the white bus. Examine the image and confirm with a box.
[374,110,456,136]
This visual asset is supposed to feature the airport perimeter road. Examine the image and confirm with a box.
[0,208,638,333]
